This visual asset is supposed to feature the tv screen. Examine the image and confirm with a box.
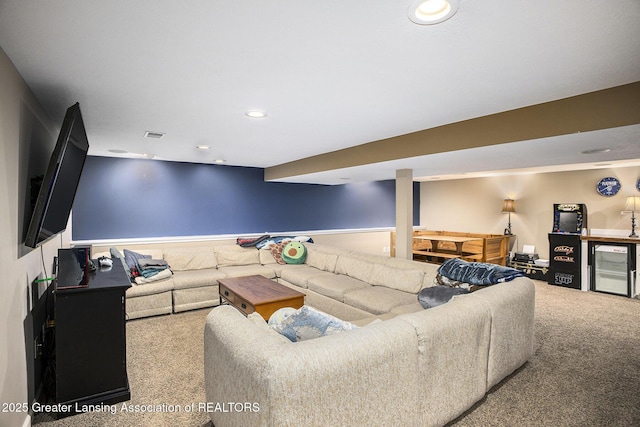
[558,211,579,234]
[24,103,89,248]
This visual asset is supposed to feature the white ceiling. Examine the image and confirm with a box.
[1,0,639,184]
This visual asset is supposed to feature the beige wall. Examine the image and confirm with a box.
[420,166,639,257]
[0,48,64,427]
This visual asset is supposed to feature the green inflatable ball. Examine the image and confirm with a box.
[282,241,307,264]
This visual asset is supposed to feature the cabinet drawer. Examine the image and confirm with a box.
[219,285,235,304]
[235,296,255,315]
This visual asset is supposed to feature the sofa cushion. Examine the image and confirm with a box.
[390,302,424,315]
[334,255,375,284]
[126,278,174,298]
[259,248,278,265]
[369,264,424,294]
[217,264,276,279]
[272,305,358,342]
[280,266,334,289]
[351,312,398,326]
[172,268,227,290]
[214,245,260,267]
[343,286,417,315]
[304,248,338,272]
[307,274,370,301]
[163,247,217,271]
[417,286,470,309]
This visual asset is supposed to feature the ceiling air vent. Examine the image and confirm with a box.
[144,131,165,139]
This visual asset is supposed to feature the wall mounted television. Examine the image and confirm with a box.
[24,102,89,248]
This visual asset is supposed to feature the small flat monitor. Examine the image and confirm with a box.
[552,203,587,234]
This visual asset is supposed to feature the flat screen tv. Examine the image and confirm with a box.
[24,102,89,248]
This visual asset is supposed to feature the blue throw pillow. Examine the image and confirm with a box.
[418,286,469,309]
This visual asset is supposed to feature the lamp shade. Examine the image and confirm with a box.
[623,196,640,212]
[502,199,515,213]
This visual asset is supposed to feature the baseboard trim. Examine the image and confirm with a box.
[71,227,396,247]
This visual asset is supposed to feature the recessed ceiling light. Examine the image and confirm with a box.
[214,159,226,164]
[144,131,165,139]
[245,110,267,118]
[581,148,611,154]
[408,0,458,25]
[108,149,128,154]
[196,145,211,150]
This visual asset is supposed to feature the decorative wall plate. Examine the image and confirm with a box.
[637,178,640,192]
[596,177,621,196]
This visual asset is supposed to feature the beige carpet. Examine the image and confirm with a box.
[33,281,640,427]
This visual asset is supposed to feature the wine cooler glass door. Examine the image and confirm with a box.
[593,244,629,296]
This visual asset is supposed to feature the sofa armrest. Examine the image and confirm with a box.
[204,305,422,427]
[468,277,535,389]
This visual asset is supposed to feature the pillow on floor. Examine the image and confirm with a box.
[418,286,469,309]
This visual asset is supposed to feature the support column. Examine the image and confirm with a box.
[395,169,413,260]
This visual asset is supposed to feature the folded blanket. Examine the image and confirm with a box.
[256,235,314,249]
[134,268,173,285]
[236,234,271,248]
[138,267,169,278]
[437,258,524,286]
[137,258,168,269]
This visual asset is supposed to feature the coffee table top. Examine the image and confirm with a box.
[218,275,305,305]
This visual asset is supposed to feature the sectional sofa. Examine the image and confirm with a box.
[203,243,535,427]
[94,241,443,321]
[96,241,535,426]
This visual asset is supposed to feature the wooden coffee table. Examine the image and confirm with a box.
[218,275,305,320]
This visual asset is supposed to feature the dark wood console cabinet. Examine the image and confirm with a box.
[54,249,131,412]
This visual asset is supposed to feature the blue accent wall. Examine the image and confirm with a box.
[72,156,420,240]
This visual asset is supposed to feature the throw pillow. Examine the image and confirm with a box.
[110,247,133,281]
[281,241,307,264]
[268,307,297,329]
[274,305,358,342]
[269,241,290,265]
[418,286,470,309]
[110,247,124,259]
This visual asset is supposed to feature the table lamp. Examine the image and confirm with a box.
[502,199,515,235]
[623,196,640,238]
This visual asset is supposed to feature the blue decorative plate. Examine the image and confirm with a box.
[596,177,621,196]
[637,178,640,192]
